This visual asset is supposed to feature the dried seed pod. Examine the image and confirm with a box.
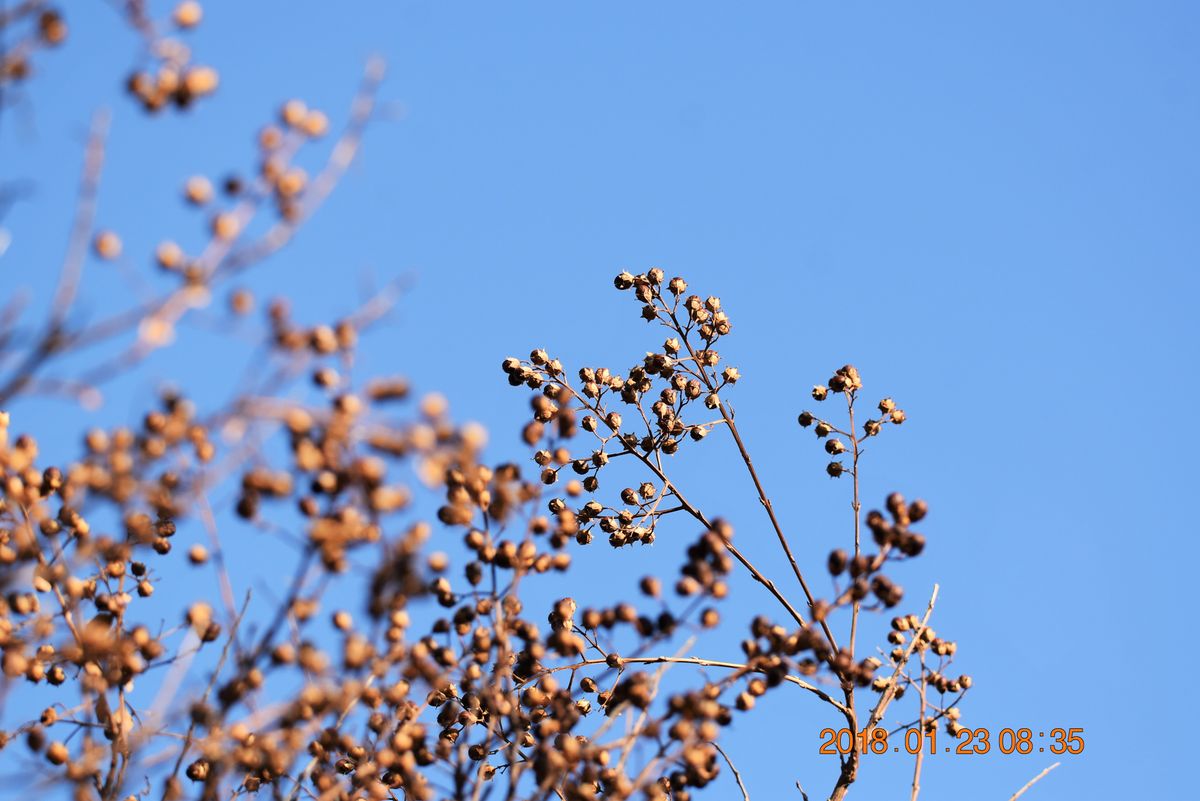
[93,230,122,260]
[173,1,203,28]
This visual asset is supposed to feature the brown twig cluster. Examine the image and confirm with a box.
[1,2,217,112]
[0,9,1017,801]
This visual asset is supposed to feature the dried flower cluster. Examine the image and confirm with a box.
[0,12,980,801]
[1,2,218,110]
[495,270,973,799]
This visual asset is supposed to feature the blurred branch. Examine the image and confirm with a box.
[0,108,109,404]
[220,56,386,277]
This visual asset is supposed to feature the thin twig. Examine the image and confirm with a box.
[163,592,252,796]
[522,655,849,715]
[713,741,750,801]
[0,109,109,404]
[866,584,939,730]
[1007,762,1061,801]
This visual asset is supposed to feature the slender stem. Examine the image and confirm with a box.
[845,391,864,794]
[519,655,849,715]
[910,655,928,801]
[164,593,252,797]
[867,585,939,730]
[712,741,750,801]
[830,584,939,801]
[0,110,109,404]
[717,401,836,651]
[661,304,841,654]
[847,390,862,658]
[1007,763,1062,801]
[563,381,810,630]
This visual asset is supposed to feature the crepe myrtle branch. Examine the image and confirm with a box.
[499,269,975,800]
[0,21,980,797]
[516,655,850,716]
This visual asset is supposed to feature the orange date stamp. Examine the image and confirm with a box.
[818,727,1085,756]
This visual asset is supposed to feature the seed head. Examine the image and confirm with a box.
[93,231,122,260]
[173,1,203,28]
[184,175,213,205]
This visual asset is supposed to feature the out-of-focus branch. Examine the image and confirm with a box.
[867,584,939,730]
[220,56,386,277]
[0,108,109,404]
[0,59,387,407]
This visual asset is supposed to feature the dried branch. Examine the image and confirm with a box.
[1007,762,1061,801]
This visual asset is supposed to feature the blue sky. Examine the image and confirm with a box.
[2,2,1197,799]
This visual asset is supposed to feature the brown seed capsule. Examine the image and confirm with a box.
[93,231,122,260]
[302,110,329,138]
[281,99,308,129]
[183,66,219,97]
[153,241,184,271]
[827,549,848,576]
[38,11,67,45]
[185,759,209,781]
[211,211,239,240]
[184,175,213,205]
[46,741,68,765]
[173,1,203,28]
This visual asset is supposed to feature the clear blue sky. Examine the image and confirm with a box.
[2,2,1197,799]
